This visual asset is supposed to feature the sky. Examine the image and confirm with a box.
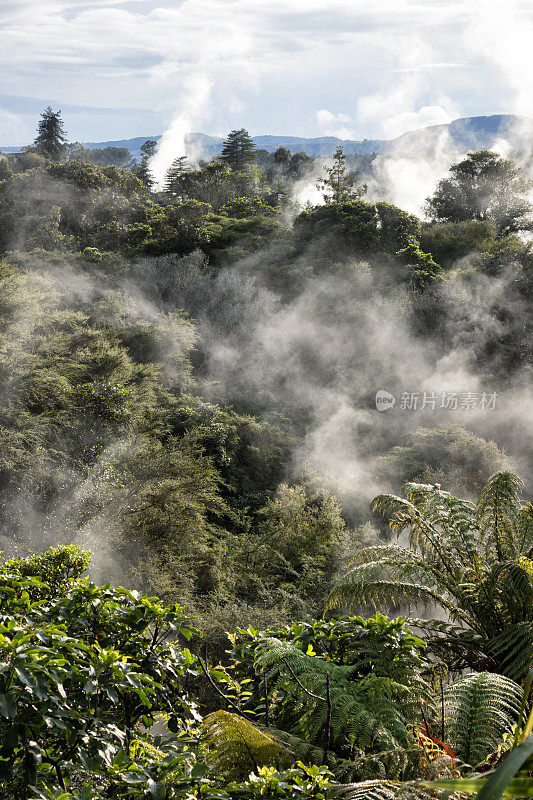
[0,0,532,146]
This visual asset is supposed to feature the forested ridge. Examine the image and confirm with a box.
[0,111,532,799]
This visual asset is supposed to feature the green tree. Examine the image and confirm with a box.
[0,546,200,799]
[164,159,266,212]
[66,143,135,169]
[375,424,509,496]
[28,204,71,250]
[328,472,533,680]
[0,160,160,253]
[317,146,366,205]
[164,155,191,197]
[426,150,532,234]
[6,151,46,173]
[137,138,157,188]
[0,157,12,182]
[289,151,313,177]
[220,129,257,171]
[219,196,278,218]
[419,220,497,269]
[33,107,67,161]
[396,236,441,290]
[274,146,291,166]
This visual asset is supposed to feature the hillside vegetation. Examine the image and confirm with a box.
[0,112,532,799]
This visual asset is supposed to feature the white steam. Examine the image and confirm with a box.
[149,74,213,190]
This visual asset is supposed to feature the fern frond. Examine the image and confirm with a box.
[371,486,476,580]
[327,570,469,626]
[334,780,399,800]
[201,710,292,777]
[345,545,462,594]
[481,561,533,626]
[489,622,533,682]
[476,471,524,561]
[443,672,522,767]
[347,747,422,782]
[335,779,462,800]
[370,494,439,555]
[254,638,412,753]
[371,493,416,525]
[517,503,533,555]
[265,728,418,782]
[254,636,359,683]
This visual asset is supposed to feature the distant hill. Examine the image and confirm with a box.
[83,132,224,161]
[2,115,532,161]
[81,115,533,160]
[381,114,533,157]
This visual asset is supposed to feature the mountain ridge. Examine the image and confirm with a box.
[2,114,531,161]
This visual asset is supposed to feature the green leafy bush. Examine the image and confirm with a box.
[0,547,200,799]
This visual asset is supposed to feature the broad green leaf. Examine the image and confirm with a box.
[107,686,119,703]
[148,778,166,799]
[0,693,17,719]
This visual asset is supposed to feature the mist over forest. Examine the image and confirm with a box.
[0,101,532,799]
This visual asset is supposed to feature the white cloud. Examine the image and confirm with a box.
[466,0,533,116]
[0,0,530,141]
[355,32,461,139]
[382,105,457,139]
[316,109,355,139]
[0,108,29,146]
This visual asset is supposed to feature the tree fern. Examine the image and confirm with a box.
[253,637,416,753]
[476,471,524,560]
[269,728,420,783]
[201,710,292,777]
[488,622,533,682]
[443,672,522,767]
[328,472,533,678]
[327,569,467,624]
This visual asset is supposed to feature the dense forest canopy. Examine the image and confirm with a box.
[0,108,532,799]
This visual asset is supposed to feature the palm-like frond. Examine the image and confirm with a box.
[254,637,414,753]
[332,472,533,677]
[201,710,292,777]
[476,471,524,560]
[488,622,533,682]
[371,484,477,570]
[517,503,533,555]
[461,560,533,633]
[443,672,522,767]
[326,567,469,626]
[345,545,463,594]
[370,492,443,559]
